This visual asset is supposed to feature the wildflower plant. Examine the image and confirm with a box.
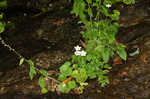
[0,0,135,94]
[74,45,87,56]
[58,0,135,93]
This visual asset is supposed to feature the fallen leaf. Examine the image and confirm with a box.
[52,18,64,25]
[63,77,72,84]
[52,21,61,25]
[120,72,127,77]
[80,40,86,49]
[113,56,122,65]
[0,72,3,76]
[113,40,121,45]
[140,55,147,62]
[130,18,142,26]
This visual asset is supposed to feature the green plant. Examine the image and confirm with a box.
[0,38,60,94]
[0,0,7,8]
[58,0,135,93]
[0,13,6,33]
[0,3,59,94]
[0,0,135,94]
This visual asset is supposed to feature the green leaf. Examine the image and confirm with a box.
[98,76,109,87]
[103,0,112,5]
[102,49,110,63]
[0,1,7,8]
[71,0,87,24]
[112,0,122,4]
[58,83,66,93]
[76,68,88,83]
[29,66,36,80]
[0,14,3,19]
[110,10,120,20]
[88,72,97,79]
[72,64,78,69]
[86,54,92,61]
[101,6,110,17]
[80,82,88,86]
[103,64,112,69]
[86,0,92,4]
[87,7,93,17]
[19,58,24,66]
[58,83,71,93]
[117,48,127,60]
[0,22,5,33]
[123,0,135,4]
[28,60,36,80]
[58,74,66,81]
[41,7,50,13]
[113,22,119,28]
[77,21,83,24]
[40,69,48,77]
[87,65,96,79]
[59,62,72,76]
[28,60,34,67]
[41,88,48,94]
[96,0,101,2]
[68,80,76,89]
[92,2,98,7]
[38,76,45,88]
[71,70,79,78]
[72,55,78,62]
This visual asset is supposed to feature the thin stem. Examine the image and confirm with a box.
[0,37,23,58]
[0,36,60,84]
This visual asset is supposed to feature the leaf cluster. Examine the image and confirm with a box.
[58,0,135,93]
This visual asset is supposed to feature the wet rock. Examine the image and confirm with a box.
[118,0,150,28]
[33,14,81,46]
[117,21,150,43]
[99,33,150,99]
[6,0,72,11]
[32,50,72,69]
[7,0,52,9]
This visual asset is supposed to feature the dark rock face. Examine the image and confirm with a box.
[26,0,53,9]
[7,0,53,9]
[7,0,28,7]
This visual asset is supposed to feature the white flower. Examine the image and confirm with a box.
[106,4,111,8]
[80,50,87,56]
[74,51,81,56]
[74,50,87,56]
[74,45,81,51]
[74,45,87,56]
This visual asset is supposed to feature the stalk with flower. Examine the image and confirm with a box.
[57,0,135,93]
[74,45,87,56]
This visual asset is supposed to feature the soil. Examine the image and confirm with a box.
[0,0,150,99]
